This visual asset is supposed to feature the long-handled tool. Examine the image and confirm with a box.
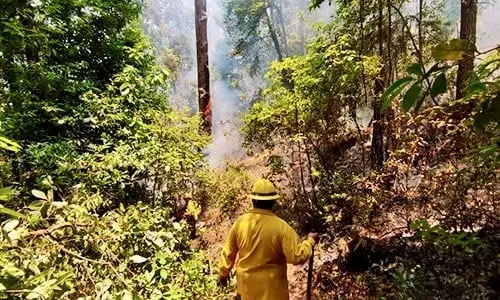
[306,245,315,300]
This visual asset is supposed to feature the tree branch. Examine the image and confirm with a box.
[25,223,89,239]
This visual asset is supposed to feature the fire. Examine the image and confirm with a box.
[203,97,212,134]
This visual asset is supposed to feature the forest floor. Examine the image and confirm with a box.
[192,148,500,299]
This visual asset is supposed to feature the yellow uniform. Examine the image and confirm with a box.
[219,208,315,300]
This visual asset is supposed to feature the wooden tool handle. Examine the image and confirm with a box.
[306,245,315,300]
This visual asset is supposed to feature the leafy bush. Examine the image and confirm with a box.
[0,187,224,299]
[0,0,211,208]
[0,2,220,298]
[207,165,251,215]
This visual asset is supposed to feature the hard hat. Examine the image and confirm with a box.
[249,178,280,201]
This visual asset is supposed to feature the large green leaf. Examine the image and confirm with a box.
[431,73,447,97]
[402,82,422,112]
[467,82,488,96]
[0,205,24,219]
[381,77,414,109]
[0,187,14,201]
[32,190,48,200]
[0,137,21,152]
[432,39,476,61]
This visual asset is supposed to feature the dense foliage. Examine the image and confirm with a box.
[242,0,499,298]
[0,0,498,298]
[0,0,222,298]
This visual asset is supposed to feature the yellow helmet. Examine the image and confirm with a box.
[249,178,280,201]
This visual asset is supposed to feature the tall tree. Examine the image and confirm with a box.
[225,0,295,75]
[455,0,477,100]
[195,0,211,133]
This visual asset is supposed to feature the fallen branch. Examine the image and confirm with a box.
[25,222,89,239]
[42,237,142,299]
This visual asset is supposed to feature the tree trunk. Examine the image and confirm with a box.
[371,0,386,170]
[264,9,284,61]
[274,0,289,57]
[195,0,211,134]
[455,0,477,100]
[384,0,394,160]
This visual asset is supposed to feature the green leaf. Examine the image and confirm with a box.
[0,187,14,201]
[381,77,414,109]
[407,63,423,76]
[466,82,487,96]
[4,263,25,277]
[130,255,147,264]
[479,145,499,156]
[432,39,476,61]
[121,88,130,96]
[402,82,422,112]
[0,136,21,152]
[26,279,57,300]
[28,200,44,210]
[0,205,24,219]
[123,290,133,300]
[431,73,447,97]
[32,190,47,200]
[160,268,168,280]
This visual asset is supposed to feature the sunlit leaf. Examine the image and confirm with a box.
[130,255,147,264]
[4,263,25,277]
[26,279,57,299]
[28,200,44,210]
[0,205,24,219]
[8,229,20,241]
[431,39,476,61]
[121,88,130,96]
[2,219,19,232]
[32,189,48,200]
[0,136,21,152]
[431,73,447,97]
[402,82,422,112]
[160,268,168,280]
[123,290,133,300]
[0,187,14,201]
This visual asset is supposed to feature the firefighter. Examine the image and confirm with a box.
[219,178,319,300]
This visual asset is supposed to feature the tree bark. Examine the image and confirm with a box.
[274,0,289,57]
[195,0,211,134]
[371,0,386,170]
[264,9,284,61]
[455,0,477,100]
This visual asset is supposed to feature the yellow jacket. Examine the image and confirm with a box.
[219,208,315,300]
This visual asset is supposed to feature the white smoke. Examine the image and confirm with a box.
[142,0,500,168]
[204,0,245,167]
[143,0,334,168]
[477,0,500,50]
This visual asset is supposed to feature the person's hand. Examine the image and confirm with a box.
[219,274,229,287]
[308,232,319,244]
